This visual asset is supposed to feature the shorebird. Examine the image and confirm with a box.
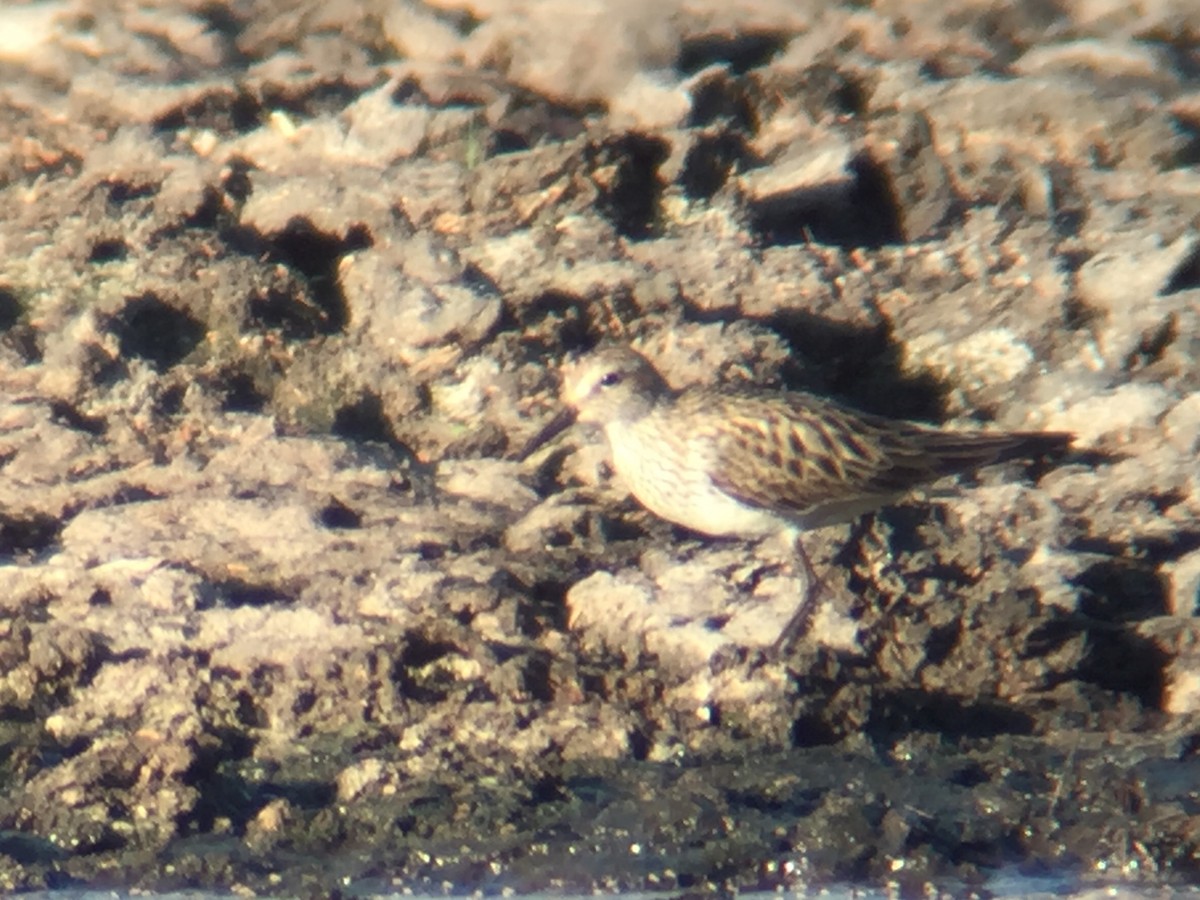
[518,346,1071,649]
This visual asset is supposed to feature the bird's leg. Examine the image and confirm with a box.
[772,533,827,653]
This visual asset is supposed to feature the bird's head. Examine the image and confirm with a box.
[514,346,670,461]
[562,346,669,426]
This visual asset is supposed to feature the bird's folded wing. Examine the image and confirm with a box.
[700,393,1016,515]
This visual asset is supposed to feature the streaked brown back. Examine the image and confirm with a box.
[687,388,1071,518]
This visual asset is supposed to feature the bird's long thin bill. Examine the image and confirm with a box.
[513,409,576,462]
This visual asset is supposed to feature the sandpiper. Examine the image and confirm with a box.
[518,346,1072,648]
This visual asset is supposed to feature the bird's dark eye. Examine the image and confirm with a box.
[598,371,623,388]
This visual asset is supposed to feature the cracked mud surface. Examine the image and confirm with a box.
[2,0,1200,895]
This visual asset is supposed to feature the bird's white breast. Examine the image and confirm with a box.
[603,419,785,539]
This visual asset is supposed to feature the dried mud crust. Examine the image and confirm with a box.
[2,0,1200,895]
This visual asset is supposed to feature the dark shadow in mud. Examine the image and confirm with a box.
[588,134,670,240]
[153,86,263,136]
[210,367,271,413]
[317,497,363,530]
[0,287,21,331]
[391,633,464,703]
[1065,545,1184,707]
[747,152,907,250]
[518,579,573,636]
[332,392,398,446]
[99,178,159,206]
[0,299,42,362]
[198,577,295,609]
[687,73,760,133]
[251,220,373,338]
[1075,627,1169,707]
[0,510,64,561]
[201,207,373,340]
[677,30,793,76]
[1071,528,1199,618]
[330,394,427,478]
[755,309,955,423]
[680,130,756,200]
[86,238,129,264]
[109,292,208,373]
[794,63,873,120]
[1073,557,1171,623]
[0,831,69,866]
[862,689,1038,741]
[48,399,105,437]
[180,729,335,840]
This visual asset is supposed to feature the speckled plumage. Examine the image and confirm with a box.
[537,346,1070,538]
[519,346,1072,647]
